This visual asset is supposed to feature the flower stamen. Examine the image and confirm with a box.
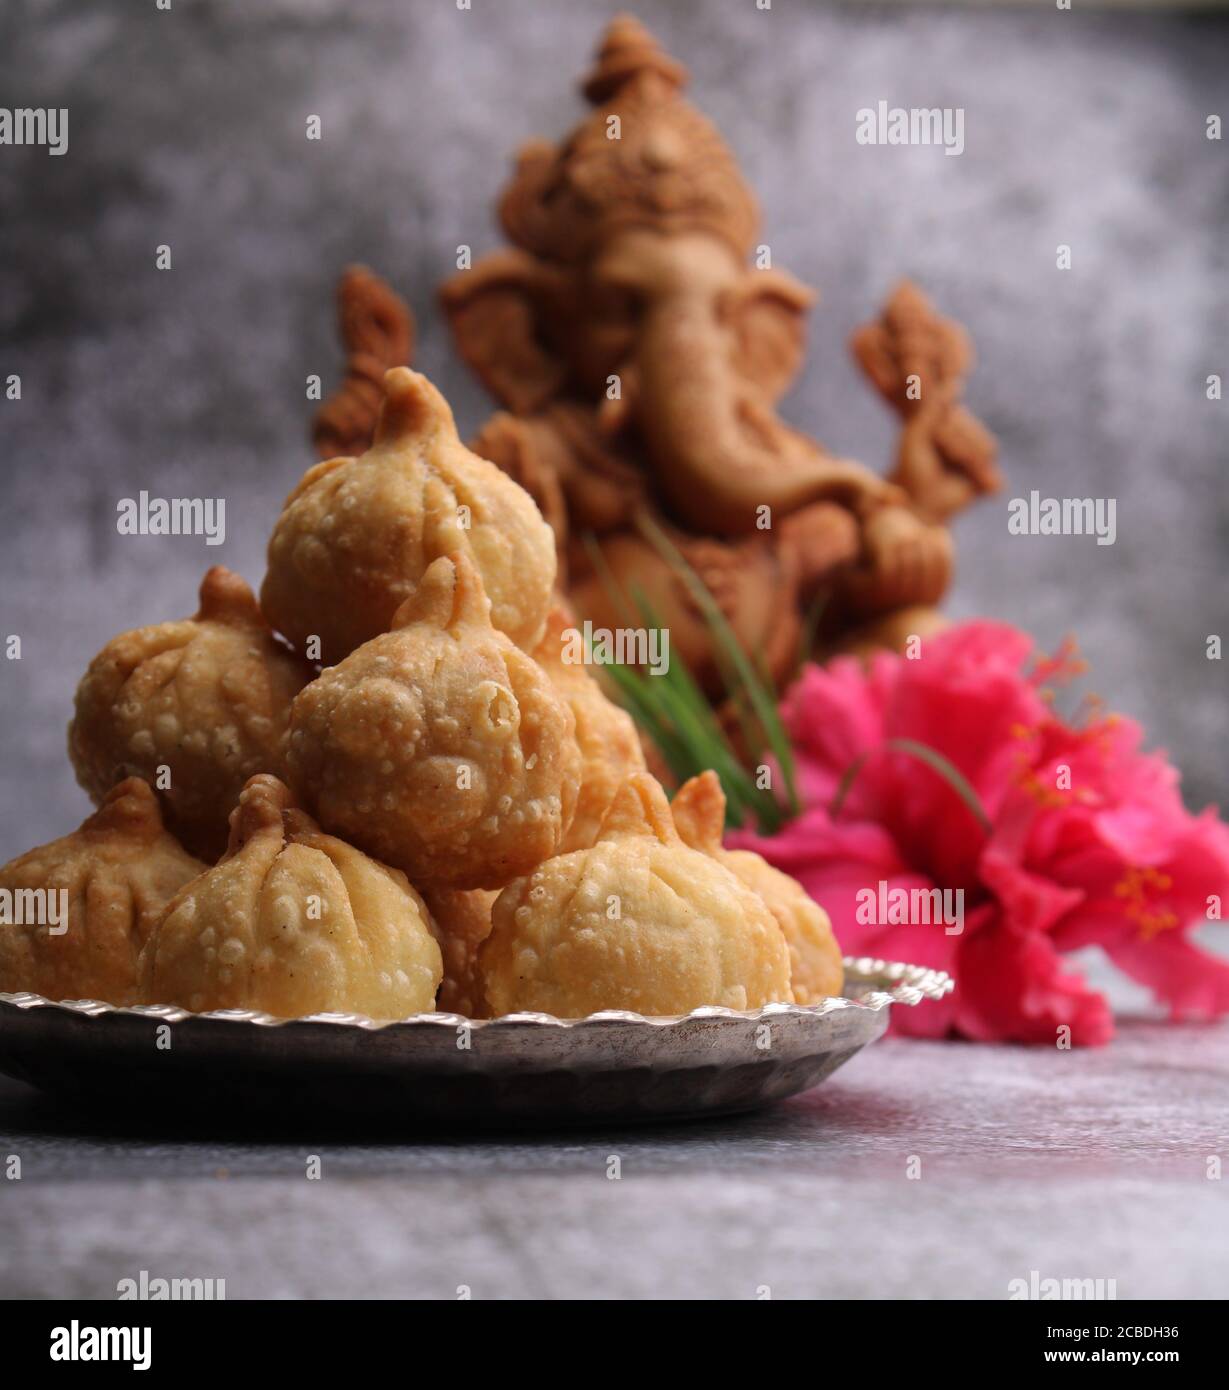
[1114,865,1179,939]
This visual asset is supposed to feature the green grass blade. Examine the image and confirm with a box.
[576,528,789,834]
[635,513,800,816]
[830,737,991,833]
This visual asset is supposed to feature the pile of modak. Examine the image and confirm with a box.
[0,369,842,1021]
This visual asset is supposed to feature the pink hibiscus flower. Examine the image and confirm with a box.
[728,621,1229,1045]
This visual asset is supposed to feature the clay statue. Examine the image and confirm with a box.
[314,16,999,696]
[851,279,1001,526]
[314,264,415,462]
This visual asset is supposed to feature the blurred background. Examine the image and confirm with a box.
[0,0,1225,859]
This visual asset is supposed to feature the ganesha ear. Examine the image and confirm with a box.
[439,249,568,415]
[849,321,901,403]
[726,269,815,403]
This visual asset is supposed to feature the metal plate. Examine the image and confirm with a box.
[0,958,951,1126]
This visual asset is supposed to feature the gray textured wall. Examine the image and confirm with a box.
[0,0,1226,862]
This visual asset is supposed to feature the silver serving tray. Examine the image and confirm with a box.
[0,958,951,1125]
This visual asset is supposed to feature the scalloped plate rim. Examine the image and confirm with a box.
[0,956,952,1032]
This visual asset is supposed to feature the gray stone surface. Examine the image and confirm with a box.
[3,978,1227,1299]
[1,0,1228,1302]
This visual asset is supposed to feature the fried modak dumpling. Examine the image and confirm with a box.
[0,779,207,1006]
[67,567,312,862]
[421,886,498,1018]
[262,366,556,665]
[531,602,646,852]
[672,771,844,1002]
[141,775,442,1020]
[286,552,580,890]
[480,771,792,1018]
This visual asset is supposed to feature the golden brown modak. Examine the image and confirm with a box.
[141,775,441,1020]
[67,567,311,862]
[421,886,498,1018]
[0,779,207,1005]
[672,771,843,1002]
[480,771,792,1018]
[262,366,556,665]
[286,553,580,891]
[531,602,646,852]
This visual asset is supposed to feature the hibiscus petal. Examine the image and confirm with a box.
[780,656,895,811]
[1102,931,1229,1022]
[728,811,959,1033]
[980,844,1086,935]
[887,621,1050,819]
[956,919,1114,1045]
[736,619,1228,1048]
[729,813,910,943]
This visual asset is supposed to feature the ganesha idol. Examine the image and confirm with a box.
[313,16,1001,702]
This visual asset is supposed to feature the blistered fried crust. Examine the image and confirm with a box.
[0,779,207,1005]
[67,567,312,862]
[532,602,646,852]
[286,554,581,891]
[480,771,792,1017]
[672,771,843,1002]
[141,774,441,1020]
[421,885,498,1018]
[263,366,557,665]
[668,768,726,853]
